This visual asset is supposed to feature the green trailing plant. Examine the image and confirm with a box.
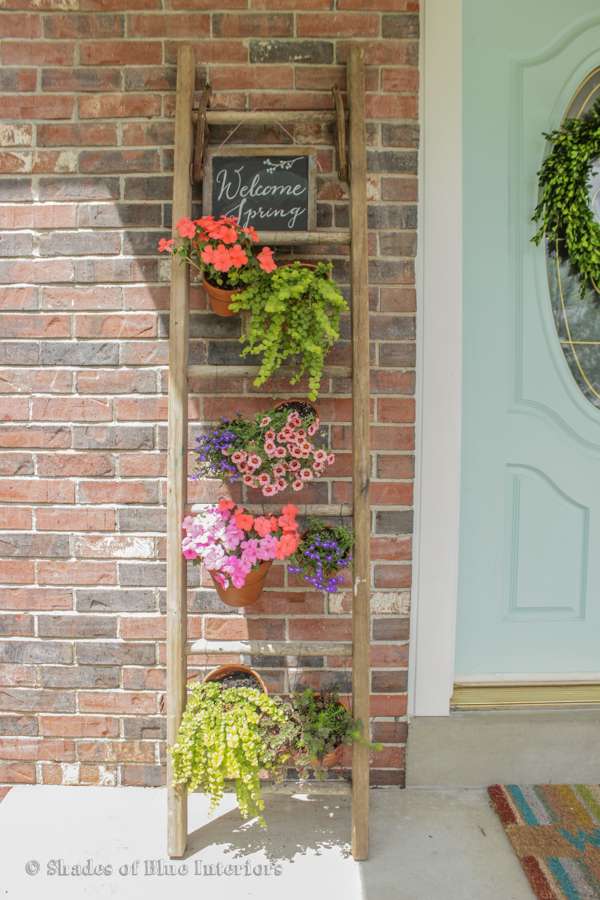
[290,688,382,778]
[170,680,297,826]
[532,98,600,296]
[230,261,349,401]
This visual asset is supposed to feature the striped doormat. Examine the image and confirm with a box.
[489,785,600,899]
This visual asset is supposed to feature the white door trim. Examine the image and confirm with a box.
[409,0,463,716]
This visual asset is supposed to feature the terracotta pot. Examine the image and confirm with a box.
[203,278,239,317]
[203,663,268,694]
[320,744,343,768]
[274,399,318,420]
[208,559,272,607]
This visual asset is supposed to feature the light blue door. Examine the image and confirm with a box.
[456,1,600,676]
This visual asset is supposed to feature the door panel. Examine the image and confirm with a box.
[456,1,600,676]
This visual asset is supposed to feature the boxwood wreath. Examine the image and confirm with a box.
[532,97,600,296]
[230,261,348,401]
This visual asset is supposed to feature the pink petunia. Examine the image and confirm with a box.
[292,479,304,491]
[260,416,271,427]
[300,468,313,481]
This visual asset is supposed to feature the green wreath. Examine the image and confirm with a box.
[532,97,600,296]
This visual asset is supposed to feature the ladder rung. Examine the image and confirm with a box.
[190,503,352,517]
[187,364,351,379]
[187,639,352,657]
[253,230,350,245]
[199,110,338,126]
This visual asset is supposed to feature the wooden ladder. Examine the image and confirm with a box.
[166,44,371,861]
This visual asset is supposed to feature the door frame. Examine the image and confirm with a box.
[410,0,462,716]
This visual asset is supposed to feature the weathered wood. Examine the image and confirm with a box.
[199,110,339,125]
[348,46,371,862]
[190,502,352,517]
[332,86,348,182]
[166,44,195,861]
[191,84,211,184]
[187,639,353,657]
[187,364,352,380]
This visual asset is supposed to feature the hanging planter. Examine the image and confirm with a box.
[157,214,277,318]
[181,499,300,607]
[192,400,335,497]
[289,519,354,593]
[289,688,381,779]
[203,663,268,693]
[209,559,272,608]
[229,260,349,400]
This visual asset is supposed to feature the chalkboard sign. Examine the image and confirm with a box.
[203,147,316,233]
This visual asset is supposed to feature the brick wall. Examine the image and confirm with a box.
[0,3,418,788]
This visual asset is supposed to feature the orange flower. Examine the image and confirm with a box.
[218,497,235,512]
[175,217,196,239]
[157,237,174,253]
[234,511,255,532]
[257,246,277,273]
[228,243,248,269]
[275,532,300,559]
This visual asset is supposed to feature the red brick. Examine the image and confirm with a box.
[39,716,119,738]
[1,42,75,66]
[80,42,162,66]
[43,13,124,39]
[119,617,165,640]
[76,370,155,395]
[127,12,209,35]
[0,762,35,783]
[0,614,34,636]
[0,14,40,37]
[118,453,165,478]
[36,508,115,532]
[0,398,29,421]
[0,589,72,611]
[0,665,36,687]
[75,314,156,339]
[370,694,407,716]
[211,66,294,90]
[377,397,415,423]
[78,692,157,714]
[78,94,161,119]
[0,480,74,504]
[374,564,412,588]
[42,286,121,310]
[213,13,293,36]
[204,617,285,641]
[37,123,117,147]
[376,454,414,479]
[0,259,74,283]
[76,740,155,763]
[288,618,352,641]
[37,561,117,586]
[337,40,418,66]
[0,560,34,584]
[339,0,417,7]
[0,508,32,529]
[37,453,113,478]
[367,94,418,119]
[1,314,70,339]
[114,398,167,422]
[163,40,247,64]
[0,287,37,310]
[0,151,30,174]
[0,738,70,761]
[32,398,112,423]
[1,96,74,121]
[382,67,420,93]
[78,481,157,504]
[371,536,412,561]
[0,204,77,229]
[0,427,71,449]
[297,12,379,36]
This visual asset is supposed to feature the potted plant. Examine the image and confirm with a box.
[181,499,300,606]
[170,677,297,826]
[230,260,349,400]
[193,401,335,497]
[158,215,277,316]
[288,519,353,592]
[290,688,382,778]
[203,663,268,693]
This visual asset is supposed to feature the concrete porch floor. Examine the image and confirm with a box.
[0,784,532,899]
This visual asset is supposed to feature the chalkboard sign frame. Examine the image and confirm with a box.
[202,146,317,234]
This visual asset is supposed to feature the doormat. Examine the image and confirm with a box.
[489,784,600,899]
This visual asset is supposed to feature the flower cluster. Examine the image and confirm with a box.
[193,402,335,497]
[288,520,353,593]
[158,215,276,289]
[182,499,300,589]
